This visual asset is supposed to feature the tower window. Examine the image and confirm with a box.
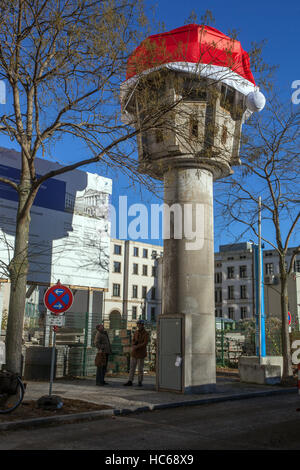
[220,84,235,112]
[221,125,228,145]
[189,116,198,138]
[155,129,164,143]
[177,78,207,101]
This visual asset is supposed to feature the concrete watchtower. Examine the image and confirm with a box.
[121,24,265,393]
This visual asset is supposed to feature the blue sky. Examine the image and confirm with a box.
[0,0,299,250]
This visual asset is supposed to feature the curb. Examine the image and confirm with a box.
[0,387,297,431]
[0,409,115,431]
[150,387,297,410]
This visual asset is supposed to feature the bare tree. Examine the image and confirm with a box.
[216,96,300,381]
[0,0,158,372]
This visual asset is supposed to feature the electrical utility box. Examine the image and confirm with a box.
[157,314,184,392]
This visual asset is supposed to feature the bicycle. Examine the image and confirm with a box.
[0,369,25,414]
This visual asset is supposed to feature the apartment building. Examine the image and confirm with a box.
[263,247,300,281]
[214,242,254,321]
[214,242,300,323]
[264,273,300,326]
[103,239,163,329]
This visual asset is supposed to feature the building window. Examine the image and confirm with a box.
[239,265,247,278]
[294,260,300,273]
[228,285,234,300]
[151,287,156,300]
[240,285,247,299]
[133,263,138,275]
[216,262,222,268]
[133,247,139,257]
[114,244,122,255]
[152,250,157,258]
[113,283,120,297]
[142,286,147,299]
[265,263,274,275]
[152,266,157,277]
[132,285,138,298]
[227,266,234,279]
[228,307,234,320]
[142,265,148,276]
[113,261,121,273]
[141,306,146,320]
[215,272,222,283]
[143,249,148,259]
[132,306,137,320]
[215,288,222,303]
[151,307,156,322]
[240,306,247,320]
[215,309,222,317]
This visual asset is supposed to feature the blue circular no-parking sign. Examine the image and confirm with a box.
[44,282,73,315]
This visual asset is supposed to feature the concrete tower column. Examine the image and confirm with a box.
[163,167,216,392]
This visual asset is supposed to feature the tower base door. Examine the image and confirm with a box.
[157,315,183,392]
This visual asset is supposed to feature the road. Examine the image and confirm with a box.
[0,393,300,450]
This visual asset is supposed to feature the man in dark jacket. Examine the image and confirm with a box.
[124,319,149,387]
[94,324,112,386]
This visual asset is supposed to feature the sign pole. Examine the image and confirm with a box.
[254,198,266,360]
[38,282,73,409]
[258,196,262,362]
[49,327,57,396]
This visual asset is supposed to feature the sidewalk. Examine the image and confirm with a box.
[0,373,297,430]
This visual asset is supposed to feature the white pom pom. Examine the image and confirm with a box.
[246,91,266,112]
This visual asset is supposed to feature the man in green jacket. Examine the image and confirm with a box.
[124,319,149,387]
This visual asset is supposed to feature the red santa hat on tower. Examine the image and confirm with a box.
[121,24,265,121]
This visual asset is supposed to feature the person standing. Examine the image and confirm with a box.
[124,319,149,387]
[94,324,112,386]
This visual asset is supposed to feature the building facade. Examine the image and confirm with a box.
[103,239,163,329]
[214,242,300,324]
[214,242,255,321]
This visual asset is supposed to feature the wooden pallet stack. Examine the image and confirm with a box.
[106,329,131,374]
[55,345,69,377]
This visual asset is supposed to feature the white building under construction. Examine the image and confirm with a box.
[0,147,112,346]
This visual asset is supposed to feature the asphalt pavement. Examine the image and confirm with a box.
[1,385,300,451]
[0,373,297,431]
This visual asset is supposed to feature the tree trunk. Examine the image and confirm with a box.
[281,276,293,380]
[5,194,31,374]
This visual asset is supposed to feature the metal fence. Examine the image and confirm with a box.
[21,316,294,376]
[216,318,286,368]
